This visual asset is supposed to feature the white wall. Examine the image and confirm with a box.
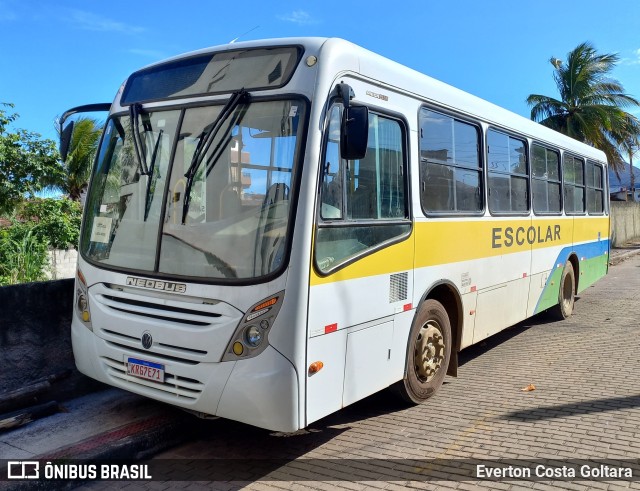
[47,249,77,280]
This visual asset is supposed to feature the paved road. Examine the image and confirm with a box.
[84,254,640,491]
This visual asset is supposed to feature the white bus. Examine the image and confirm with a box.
[62,38,609,432]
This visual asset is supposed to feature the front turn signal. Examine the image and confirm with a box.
[308,361,324,375]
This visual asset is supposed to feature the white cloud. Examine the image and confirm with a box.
[67,9,145,33]
[620,48,640,66]
[277,10,318,25]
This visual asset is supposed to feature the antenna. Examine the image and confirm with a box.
[230,26,259,44]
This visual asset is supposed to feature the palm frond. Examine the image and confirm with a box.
[527,41,640,169]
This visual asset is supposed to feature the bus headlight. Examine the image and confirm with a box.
[222,291,284,361]
[245,325,262,347]
[75,268,93,330]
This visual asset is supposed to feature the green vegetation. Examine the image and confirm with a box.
[0,103,61,215]
[19,198,83,249]
[50,117,102,201]
[0,198,83,286]
[0,102,101,285]
[527,42,640,173]
[0,223,49,285]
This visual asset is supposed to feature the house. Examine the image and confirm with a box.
[609,164,640,202]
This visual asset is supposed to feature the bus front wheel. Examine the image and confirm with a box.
[392,299,452,404]
[549,261,575,320]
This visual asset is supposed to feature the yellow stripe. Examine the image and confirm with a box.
[309,217,609,285]
[310,235,414,286]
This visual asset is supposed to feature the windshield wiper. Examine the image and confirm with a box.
[143,129,163,221]
[129,103,150,176]
[181,89,250,224]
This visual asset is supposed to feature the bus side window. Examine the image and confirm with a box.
[419,109,482,214]
[563,155,585,214]
[487,129,529,214]
[532,144,561,215]
[586,160,605,214]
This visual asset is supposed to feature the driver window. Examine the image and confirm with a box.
[320,106,345,219]
[315,104,410,274]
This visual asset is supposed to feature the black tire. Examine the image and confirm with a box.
[391,299,452,404]
[549,261,575,320]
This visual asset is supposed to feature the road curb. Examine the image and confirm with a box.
[609,247,640,266]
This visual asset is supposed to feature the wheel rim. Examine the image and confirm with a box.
[561,272,573,313]
[414,320,446,383]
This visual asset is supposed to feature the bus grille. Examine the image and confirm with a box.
[104,339,201,365]
[101,356,204,400]
[90,283,244,363]
[98,293,221,327]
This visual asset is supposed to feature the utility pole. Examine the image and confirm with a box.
[626,138,637,201]
[630,145,636,201]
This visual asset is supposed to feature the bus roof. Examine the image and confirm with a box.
[128,37,607,163]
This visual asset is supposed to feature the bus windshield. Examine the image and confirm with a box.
[81,98,305,281]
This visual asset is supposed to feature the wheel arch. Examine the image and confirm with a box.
[418,280,463,377]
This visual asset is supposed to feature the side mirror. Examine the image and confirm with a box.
[59,103,111,162]
[60,121,74,162]
[341,105,369,161]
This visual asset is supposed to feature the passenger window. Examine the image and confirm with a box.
[563,155,585,214]
[487,129,528,213]
[419,109,482,213]
[532,144,561,214]
[316,105,410,273]
[586,160,605,214]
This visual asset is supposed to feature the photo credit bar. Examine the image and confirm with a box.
[2,461,151,482]
[1,458,638,482]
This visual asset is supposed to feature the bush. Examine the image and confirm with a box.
[18,198,82,249]
[0,223,49,285]
[0,198,82,285]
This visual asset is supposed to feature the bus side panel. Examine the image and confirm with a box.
[342,321,394,406]
[529,216,610,314]
[413,218,532,345]
[573,216,610,292]
[306,240,414,425]
[527,216,574,317]
[473,273,530,344]
[306,329,347,424]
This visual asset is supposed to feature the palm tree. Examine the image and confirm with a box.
[53,117,102,201]
[527,42,640,174]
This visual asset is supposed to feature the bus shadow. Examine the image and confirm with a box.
[156,388,411,482]
[457,307,575,367]
[500,394,640,421]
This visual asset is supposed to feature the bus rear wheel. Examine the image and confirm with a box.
[392,299,452,404]
[549,261,575,320]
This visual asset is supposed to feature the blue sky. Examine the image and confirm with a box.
[2,0,640,160]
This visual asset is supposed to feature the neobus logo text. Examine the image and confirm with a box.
[492,225,561,249]
[126,277,187,293]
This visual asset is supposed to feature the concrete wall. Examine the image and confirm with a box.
[46,248,78,280]
[610,201,640,247]
[0,279,101,400]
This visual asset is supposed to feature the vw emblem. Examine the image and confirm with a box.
[141,332,153,350]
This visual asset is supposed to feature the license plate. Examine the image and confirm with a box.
[127,358,165,383]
